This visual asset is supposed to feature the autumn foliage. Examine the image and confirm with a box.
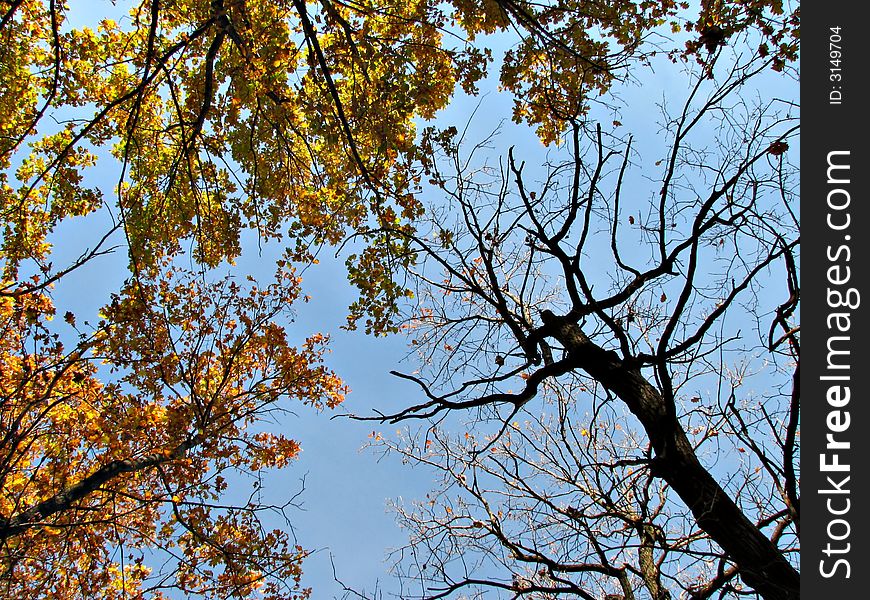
[1,0,798,598]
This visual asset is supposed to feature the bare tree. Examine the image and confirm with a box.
[359,40,799,600]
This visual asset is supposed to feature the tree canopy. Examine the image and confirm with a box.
[367,61,799,598]
[1,0,798,598]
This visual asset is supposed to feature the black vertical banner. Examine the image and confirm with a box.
[802,2,869,597]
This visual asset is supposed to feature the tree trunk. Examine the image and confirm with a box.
[0,439,196,541]
[545,316,799,600]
